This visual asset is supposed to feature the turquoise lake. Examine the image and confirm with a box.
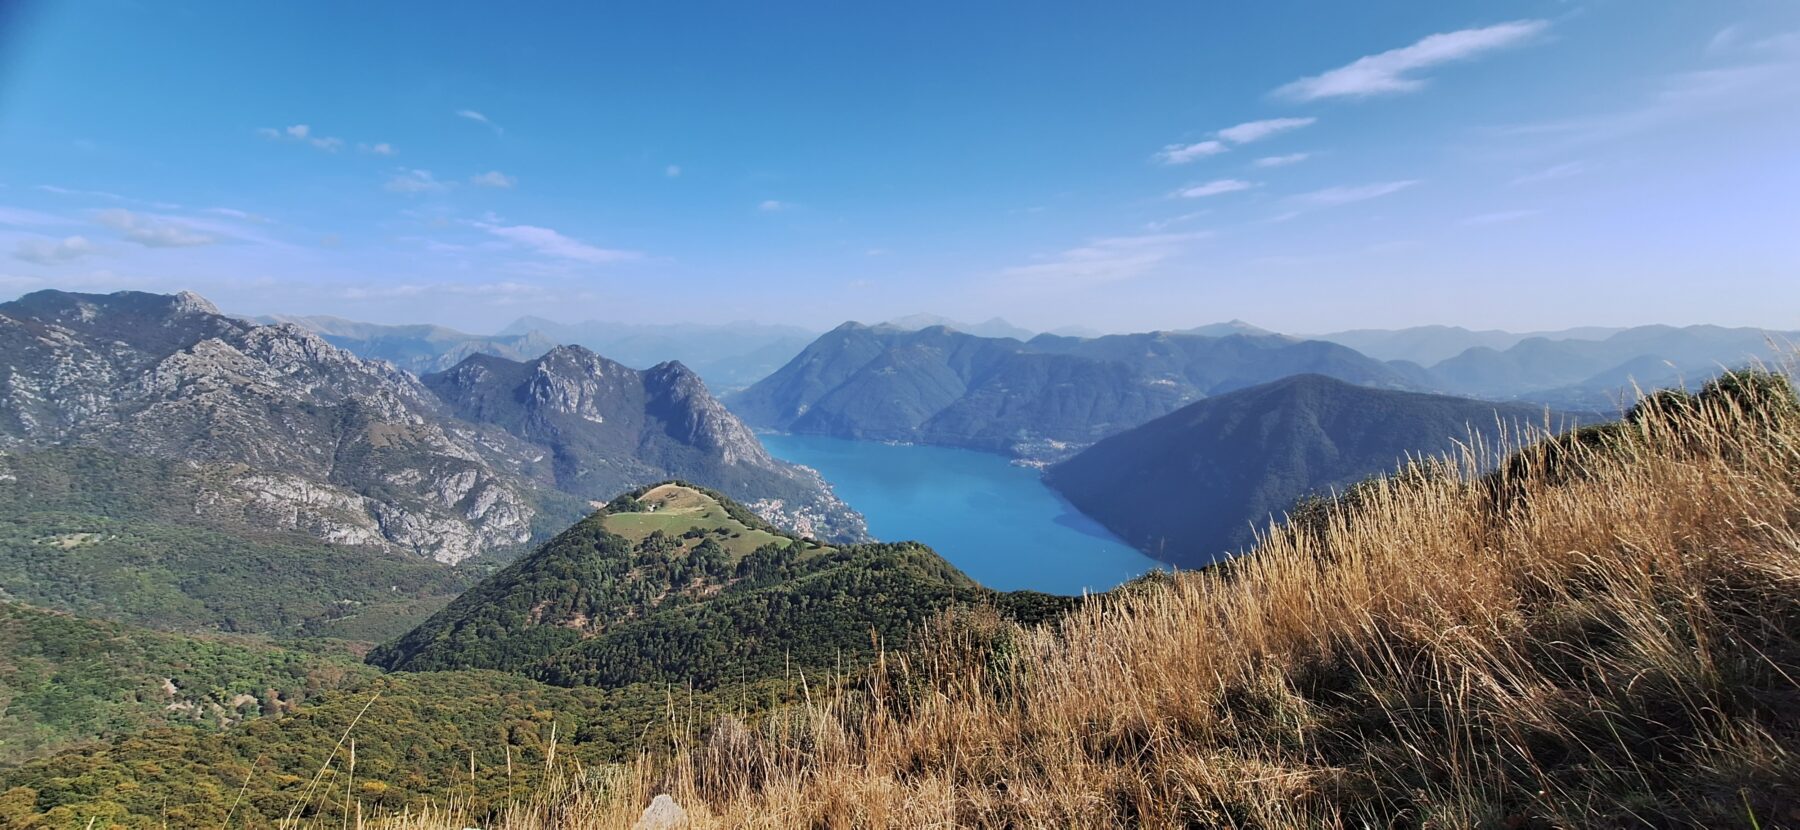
[761,433,1164,595]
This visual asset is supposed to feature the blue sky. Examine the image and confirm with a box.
[0,1,1796,334]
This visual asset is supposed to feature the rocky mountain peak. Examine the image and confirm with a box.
[169,291,222,316]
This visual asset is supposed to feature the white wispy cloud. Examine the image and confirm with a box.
[758,200,788,212]
[1002,230,1211,285]
[13,235,96,264]
[94,209,217,247]
[1155,140,1227,165]
[1253,152,1313,168]
[1216,117,1317,144]
[1155,118,1315,165]
[360,142,397,156]
[470,171,518,188]
[203,207,274,224]
[1709,23,1800,55]
[456,109,504,135]
[665,165,682,178]
[35,185,180,209]
[1461,208,1542,226]
[1290,180,1419,208]
[385,169,449,194]
[1276,20,1548,100]
[1174,179,1256,199]
[472,221,642,264]
[1144,210,1210,231]
[1509,161,1585,186]
[259,124,346,152]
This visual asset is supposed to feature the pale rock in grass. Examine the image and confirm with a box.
[632,794,688,829]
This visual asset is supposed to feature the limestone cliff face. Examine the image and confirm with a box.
[643,360,772,468]
[0,290,535,564]
[426,346,868,543]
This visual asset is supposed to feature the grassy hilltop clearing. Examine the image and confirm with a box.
[367,481,1071,686]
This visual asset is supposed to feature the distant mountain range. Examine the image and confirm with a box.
[1309,325,1626,366]
[1046,374,1576,568]
[498,316,819,391]
[1421,325,1795,408]
[256,314,560,376]
[0,290,863,575]
[883,313,1035,340]
[729,322,1421,458]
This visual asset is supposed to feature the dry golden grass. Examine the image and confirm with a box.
[374,371,1800,829]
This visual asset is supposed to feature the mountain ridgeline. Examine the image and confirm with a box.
[729,322,1419,458]
[1046,374,1574,567]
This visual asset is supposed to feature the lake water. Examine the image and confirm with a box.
[761,433,1163,595]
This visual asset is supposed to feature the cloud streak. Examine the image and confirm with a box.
[1253,152,1313,168]
[1216,117,1316,144]
[1290,180,1419,208]
[1461,208,1541,226]
[258,124,346,152]
[14,235,96,264]
[1174,179,1255,199]
[470,171,517,188]
[473,221,642,264]
[1002,230,1211,286]
[1276,20,1548,100]
[1155,140,1227,165]
[1156,118,1316,165]
[95,210,218,247]
[456,109,504,135]
[385,169,449,194]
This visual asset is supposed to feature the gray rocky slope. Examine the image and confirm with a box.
[0,290,863,564]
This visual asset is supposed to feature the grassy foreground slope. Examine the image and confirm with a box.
[0,670,809,828]
[423,370,1799,828]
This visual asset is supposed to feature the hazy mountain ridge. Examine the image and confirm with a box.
[1302,323,1795,407]
[882,313,1035,340]
[731,322,1420,458]
[255,313,561,375]
[1425,324,1796,407]
[499,315,819,391]
[1046,373,1575,567]
[1310,324,1625,365]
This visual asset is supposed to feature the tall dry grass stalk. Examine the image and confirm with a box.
[378,372,1800,829]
